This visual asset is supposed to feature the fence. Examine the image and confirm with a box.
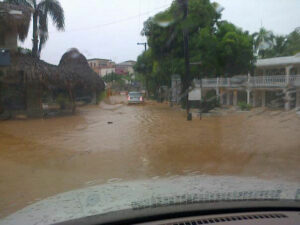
[200,75,300,89]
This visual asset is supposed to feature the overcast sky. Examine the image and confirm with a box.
[19,0,300,65]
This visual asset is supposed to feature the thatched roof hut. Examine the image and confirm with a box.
[1,52,58,85]
[58,48,105,91]
[3,49,105,91]
[0,49,105,117]
[0,2,32,42]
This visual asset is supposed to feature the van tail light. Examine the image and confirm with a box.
[128,96,130,100]
[140,96,143,101]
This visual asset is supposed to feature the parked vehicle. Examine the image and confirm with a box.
[127,92,144,104]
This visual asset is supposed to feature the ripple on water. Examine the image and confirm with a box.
[107,178,123,184]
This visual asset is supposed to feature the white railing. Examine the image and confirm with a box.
[200,75,300,88]
[202,78,218,87]
[250,75,287,87]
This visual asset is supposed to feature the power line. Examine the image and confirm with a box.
[49,3,170,34]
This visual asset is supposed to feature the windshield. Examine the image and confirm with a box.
[0,0,300,224]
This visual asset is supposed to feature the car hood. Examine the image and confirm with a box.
[1,175,299,225]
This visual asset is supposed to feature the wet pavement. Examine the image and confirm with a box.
[0,96,300,217]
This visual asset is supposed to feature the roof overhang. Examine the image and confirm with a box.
[255,54,300,68]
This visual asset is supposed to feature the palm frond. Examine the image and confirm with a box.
[38,0,65,30]
[18,18,31,41]
[38,10,49,55]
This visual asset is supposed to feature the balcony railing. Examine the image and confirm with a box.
[200,75,300,89]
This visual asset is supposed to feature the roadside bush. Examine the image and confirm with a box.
[238,101,251,111]
[56,94,69,110]
[18,47,32,56]
[181,98,220,112]
[200,98,220,113]
[96,91,106,104]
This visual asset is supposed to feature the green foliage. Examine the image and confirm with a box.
[56,93,69,110]
[252,27,274,58]
[238,101,251,111]
[5,0,65,57]
[17,47,32,56]
[102,73,122,83]
[254,27,300,58]
[96,91,106,104]
[284,29,300,55]
[201,90,220,112]
[136,0,255,98]
[216,21,254,76]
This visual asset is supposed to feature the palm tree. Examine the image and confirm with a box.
[272,35,287,56]
[252,27,274,58]
[4,0,65,58]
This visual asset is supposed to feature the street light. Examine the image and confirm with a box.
[137,42,147,52]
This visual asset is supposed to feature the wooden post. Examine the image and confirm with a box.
[262,90,266,107]
[67,83,76,114]
[296,89,300,110]
[253,91,258,107]
[233,90,238,106]
[226,90,230,105]
[26,70,43,117]
[284,66,292,111]
[216,77,220,101]
[220,88,224,105]
[247,89,251,105]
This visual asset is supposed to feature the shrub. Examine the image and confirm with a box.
[56,94,69,110]
[238,101,252,111]
[96,91,106,104]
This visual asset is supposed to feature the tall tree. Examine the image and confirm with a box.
[142,0,218,84]
[284,28,300,55]
[216,21,254,76]
[5,0,65,58]
[252,27,274,58]
[134,49,154,97]
[141,0,254,79]
[254,27,300,58]
[263,35,287,58]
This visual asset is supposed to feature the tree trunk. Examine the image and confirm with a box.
[183,29,191,119]
[0,81,2,114]
[67,85,76,114]
[32,11,39,58]
[179,0,191,120]
[145,76,149,98]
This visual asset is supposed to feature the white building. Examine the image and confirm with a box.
[87,58,115,77]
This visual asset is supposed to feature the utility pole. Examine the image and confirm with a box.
[190,62,202,119]
[179,0,192,120]
[137,42,147,52]
[137,42,149,98]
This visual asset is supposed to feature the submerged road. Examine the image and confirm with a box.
[0,96,300,217]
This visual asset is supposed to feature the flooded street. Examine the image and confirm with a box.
[0,96,300,217]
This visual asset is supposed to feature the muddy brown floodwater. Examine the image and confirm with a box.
[0,96,300,217]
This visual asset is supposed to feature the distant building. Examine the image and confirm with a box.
[87,58,116,77]
[116,60,136,75]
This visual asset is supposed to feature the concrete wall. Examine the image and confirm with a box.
[100,68,115,77]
